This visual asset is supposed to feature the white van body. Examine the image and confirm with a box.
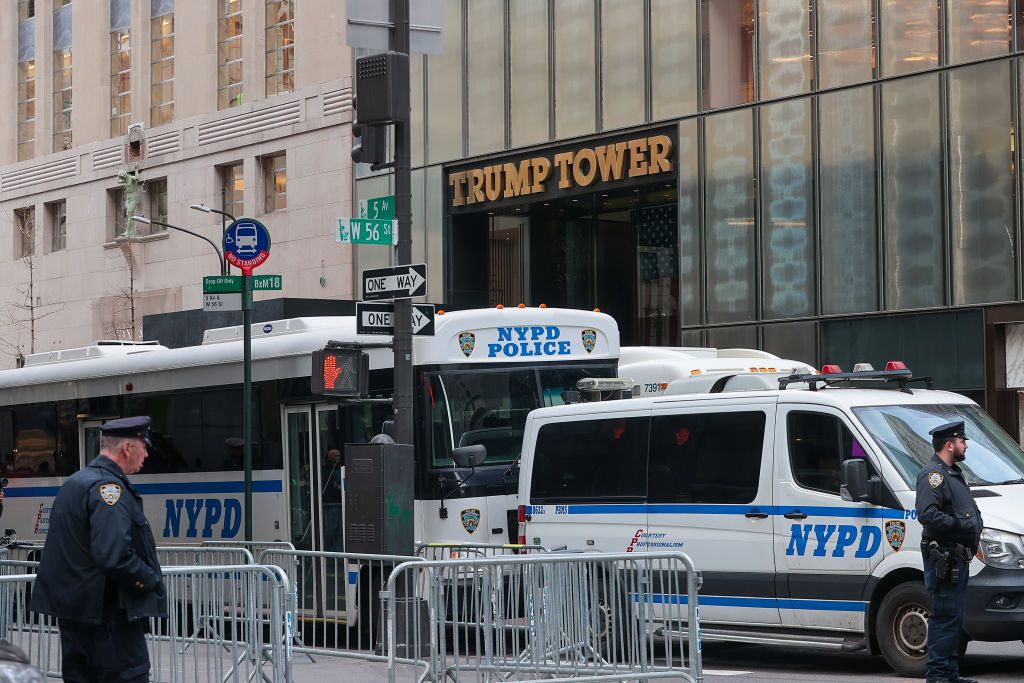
[518,376,1024,675]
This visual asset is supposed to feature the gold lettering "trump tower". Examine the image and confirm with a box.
[448,134,674,207]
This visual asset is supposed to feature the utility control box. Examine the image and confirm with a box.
[344,442,414,555]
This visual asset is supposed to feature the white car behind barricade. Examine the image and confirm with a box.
[517,361,1024,678]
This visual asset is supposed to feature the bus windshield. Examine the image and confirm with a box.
[853,403,1024,487]
[427,364,617,467]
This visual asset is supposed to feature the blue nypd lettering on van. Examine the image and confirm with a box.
[487,326,572,358]
[786,523,882,558]
[163,498,243,538]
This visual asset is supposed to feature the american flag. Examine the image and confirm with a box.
[635,203,678,344]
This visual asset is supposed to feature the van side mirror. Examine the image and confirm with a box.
[841,458,880,504]
[452,445,487,469]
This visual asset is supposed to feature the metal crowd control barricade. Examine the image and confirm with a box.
[150,563,293,683]
[156,546,255,568]
[201,539,295,559]
[414,542,550,561]
[385,550,704,683]
[0,573,60,677]
[258,548,426,662]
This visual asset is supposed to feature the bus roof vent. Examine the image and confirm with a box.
[202,316,357,344]
[24,340,169,367]
[715,348,782,360]
[663,373,777,396]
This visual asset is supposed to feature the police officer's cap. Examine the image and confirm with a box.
[928,420,968,441]
[101,416,153,446]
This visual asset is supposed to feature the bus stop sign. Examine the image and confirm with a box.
[224,219,271,273]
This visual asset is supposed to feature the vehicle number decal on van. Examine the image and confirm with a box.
[644,383,661,393]
[531,505,546,515]
[555,505,568,515]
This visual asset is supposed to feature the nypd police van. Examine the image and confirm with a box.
[517,363,1024,677]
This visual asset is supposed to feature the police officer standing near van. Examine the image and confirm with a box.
[31,416,166,683]
[916,421,983,683]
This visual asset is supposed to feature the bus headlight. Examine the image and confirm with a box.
[977,528,1024,569]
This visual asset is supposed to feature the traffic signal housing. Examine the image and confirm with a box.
[351,96,389,166]
[311,345,369,398]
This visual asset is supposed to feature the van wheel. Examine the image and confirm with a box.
[593,575,640,664]
[876,582,929,677]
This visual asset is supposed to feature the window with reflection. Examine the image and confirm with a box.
[817,0,874,88]
[218,0,243,109]
[221,162,244,218]
[678,119,701,326]
[510,0,549,147]
[882,74,943,310]
[110,28,131,137]
[265,0,295,96]
[819,86,877,314]
[17,60,35,161]
[880,0,938,76]
[426,0,464,162]
[602,0,644,130]
[52,48,72,151]
[554,0,596,138]
[758,0,811,99]
[651,0,698,119]
[150,9,174,125]
[468,0,505,155]
[949,61,1015,304]
[761,99,813,318]
[701,0,754,109]
[948,0,1011,65]
[705,109,756,323]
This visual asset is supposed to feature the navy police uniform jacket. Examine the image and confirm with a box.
[31,456,167,623]
[914,454,983,551]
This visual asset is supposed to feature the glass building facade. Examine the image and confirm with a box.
[354,0,1024,430]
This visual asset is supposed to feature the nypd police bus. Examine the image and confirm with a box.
[517,363,1024,677]
[0,306,619,554]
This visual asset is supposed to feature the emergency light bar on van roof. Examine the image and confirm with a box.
[778,361,932,394]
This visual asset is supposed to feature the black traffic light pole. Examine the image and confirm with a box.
[391,0,414,447]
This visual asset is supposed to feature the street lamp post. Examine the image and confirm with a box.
[131,216,226,275]
[190,204,236,276]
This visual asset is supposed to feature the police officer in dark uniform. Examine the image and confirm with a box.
[31,416,166,683]
[916,421,983,683]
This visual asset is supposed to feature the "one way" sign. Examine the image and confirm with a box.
[362,263,427,301]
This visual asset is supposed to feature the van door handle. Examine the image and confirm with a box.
[744,510,769,519]
[784,510,808,520]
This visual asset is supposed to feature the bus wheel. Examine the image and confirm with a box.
[876,582,929,677]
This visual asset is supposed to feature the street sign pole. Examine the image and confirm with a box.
[392,0,414,447]
[242,269,253,542]
[222,218,271,544]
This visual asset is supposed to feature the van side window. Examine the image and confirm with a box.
[647,411,766,504]
[530,416,648,502]
[788,411,875,495]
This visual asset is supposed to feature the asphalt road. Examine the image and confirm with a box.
[701,639,1024,681]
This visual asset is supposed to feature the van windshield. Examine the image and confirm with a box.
[853,403,1024,487]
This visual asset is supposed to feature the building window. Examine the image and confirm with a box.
[218,0,244,109]
[49,201,66,252]
[17,60,35,161]
[222,163,244,218]
[265,0,294,96]
[18,1,35,21]
[53,48,72,151]
[701,0,755,109]
[140,178,168,236]
[109,188,127,239]
[15,207,35,258]
[263,154,286,212]
[110,29,131,137]
[150,10,174,126]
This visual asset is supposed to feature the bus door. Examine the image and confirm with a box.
[78,420,104,467]
[283,403,366,621]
